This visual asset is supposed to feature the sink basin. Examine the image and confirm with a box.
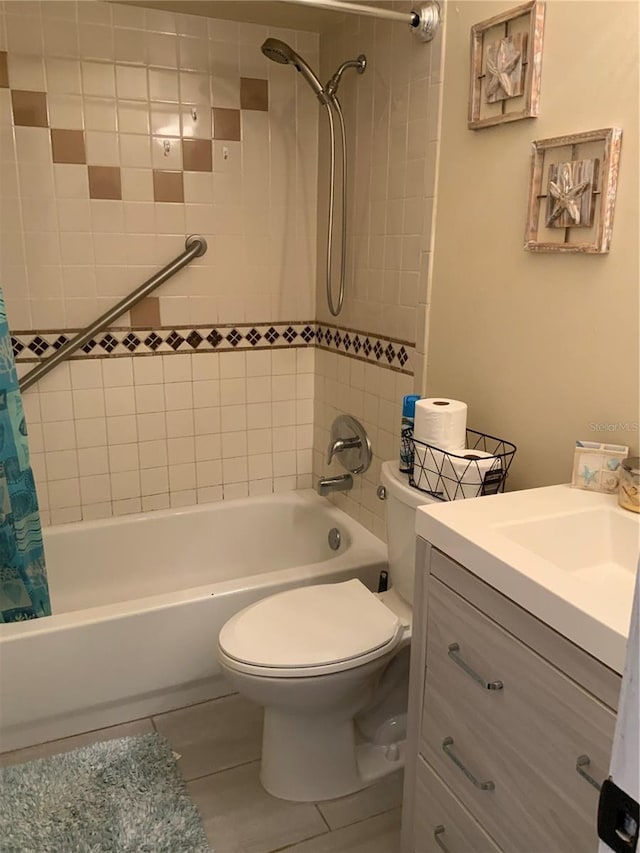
[415,484,640,673]
[495,505,638,578]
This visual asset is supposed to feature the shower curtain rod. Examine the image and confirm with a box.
[278,0,441,41]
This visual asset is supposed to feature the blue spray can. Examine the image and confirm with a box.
[399,394,421,474]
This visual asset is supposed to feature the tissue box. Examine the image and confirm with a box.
[572,441,629,494]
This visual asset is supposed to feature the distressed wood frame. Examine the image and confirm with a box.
[468,1,545,130]
[524,127,623,254]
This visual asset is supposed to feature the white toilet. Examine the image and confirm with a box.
[217,461,434,802]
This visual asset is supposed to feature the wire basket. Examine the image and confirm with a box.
[409,429,517,501]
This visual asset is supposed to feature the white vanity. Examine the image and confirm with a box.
[401,485,639,853]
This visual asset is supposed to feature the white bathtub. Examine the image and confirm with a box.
[0,491,387,752]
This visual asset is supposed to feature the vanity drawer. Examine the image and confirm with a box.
[420,577,615,853]
[413,755,502,853]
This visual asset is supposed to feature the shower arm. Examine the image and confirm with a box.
[324,56,366,100]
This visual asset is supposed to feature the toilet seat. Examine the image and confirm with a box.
[218,579,404,678]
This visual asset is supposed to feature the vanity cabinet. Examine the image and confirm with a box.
[401,540,622,853]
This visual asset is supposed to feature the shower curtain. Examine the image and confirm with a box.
[0,287,51,622]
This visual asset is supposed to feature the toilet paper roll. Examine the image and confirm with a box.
[443,450,501,500]
[413,398,467,454]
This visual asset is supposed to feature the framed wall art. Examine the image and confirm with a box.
[468,1,545,130]
[524,127,623,254]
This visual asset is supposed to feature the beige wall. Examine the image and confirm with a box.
[426,0,639,489]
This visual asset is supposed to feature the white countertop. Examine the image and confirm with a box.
[416,484,640,674]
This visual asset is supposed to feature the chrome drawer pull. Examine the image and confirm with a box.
[576,754,602,792]
[447,643,503,690]
[442,737,495,791]
[433,825,450,851]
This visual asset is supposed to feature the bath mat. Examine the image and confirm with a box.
[0,733,211,852]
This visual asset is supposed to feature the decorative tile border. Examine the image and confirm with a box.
[12,322,316,362]
[12,322,415,375]
[315,323,415,375]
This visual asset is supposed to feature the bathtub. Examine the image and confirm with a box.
[0,491,387,752]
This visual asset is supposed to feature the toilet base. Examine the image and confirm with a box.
[355,738,405,786]
[260,706,405,802]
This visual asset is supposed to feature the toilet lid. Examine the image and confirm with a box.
[218,580,402,675]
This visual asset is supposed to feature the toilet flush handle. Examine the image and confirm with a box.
[376,485,386,500]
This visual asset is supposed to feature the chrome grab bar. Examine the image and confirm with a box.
[18,235,207,393]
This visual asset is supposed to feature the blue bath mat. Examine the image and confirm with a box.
[0,733,211,852]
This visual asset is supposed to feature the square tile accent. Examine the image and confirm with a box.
[182,138,212,172]
[240,78,268,112]
[11,90,48,127]
[129,297,161,329]
[51,129,86,164]
[88,165,122,200]
[0,52,8,89]
[153,169,184,203]
[212,107,241,141]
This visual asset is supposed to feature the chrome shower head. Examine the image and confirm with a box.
[261,38,328,103]
[261,37,296,65]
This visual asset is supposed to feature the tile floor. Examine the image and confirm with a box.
[0,693,403,853]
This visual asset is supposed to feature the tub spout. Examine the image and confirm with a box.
[316,474,353,496]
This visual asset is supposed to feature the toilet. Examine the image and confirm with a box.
[217,461,435,802]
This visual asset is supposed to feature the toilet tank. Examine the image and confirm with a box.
[380,461,437,605]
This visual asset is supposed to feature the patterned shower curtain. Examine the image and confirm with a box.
[0,288,51,622]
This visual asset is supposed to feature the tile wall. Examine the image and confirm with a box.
[18,347,315,525]
[314,347,413,541]
[313,2,444,535]
[0,0,321,523]
[0,0,319,330]
[1,0,444,533]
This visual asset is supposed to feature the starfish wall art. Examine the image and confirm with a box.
[468,1,545,130]
[525,128,622,253]
[546,159,598,229]
[485,33,526,103]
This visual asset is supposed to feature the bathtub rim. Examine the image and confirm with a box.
[39,487,356,539]
[0,491,387,640]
